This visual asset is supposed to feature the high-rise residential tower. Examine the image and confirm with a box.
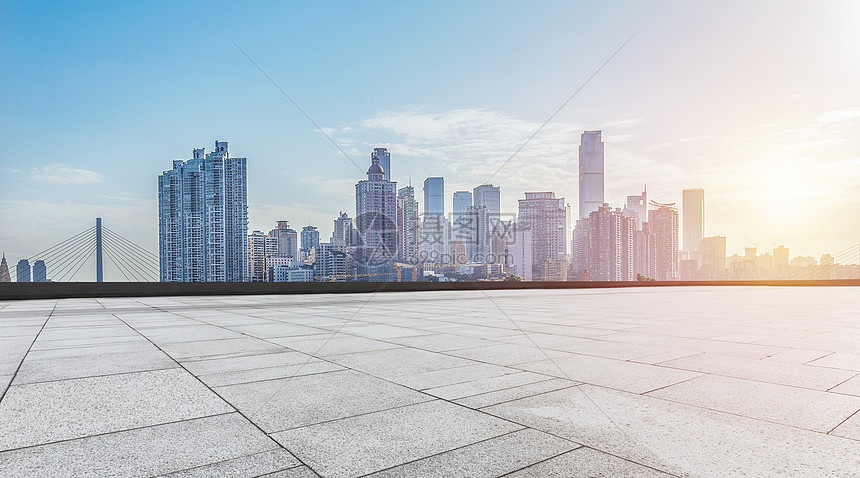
[356,154,397,279]
[517,192,567,278]
[452,191,473,251]
[578,131,605,220]
[625,187,647,231]
[16,259,31,282]
[271,221,298,259]
[682,188,705,254]
[649,201,680,281]
[396,186,420,263]
[248,230,278,282]
[332,212,356,249]
[158,141,248,282]
[371,148,391,182]
[301,226,320,257]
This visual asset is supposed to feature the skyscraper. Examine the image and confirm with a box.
[158,141,248,282]
[578,131,605,220]
[271,221,298,259]
[682,188,705,254]
[33,260,47,282]
[452,191,473,252]
[700,236,727,279]
[649,201,680,280]
[301,226,320,257]
[625,187,647,230]
[572,204,635,281]
[396,186,420,262]
[332,212,356,249]
[17,259,31,282]
[473,184,501,224]
[423,177,445,217]
[517,192,567,278]
[0,254,10,282]
[248,230,278,282]
[356,154,397,279]
[372,147,391,182]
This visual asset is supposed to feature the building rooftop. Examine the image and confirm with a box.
[1,286,859,476]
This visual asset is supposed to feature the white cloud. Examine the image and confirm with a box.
[30,164,104,185]
[1,166,22,174]
[817,108,860,125]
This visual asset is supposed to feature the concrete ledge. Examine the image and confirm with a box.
[1,279,858,301]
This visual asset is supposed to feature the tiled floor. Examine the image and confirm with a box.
[1,286,859,477]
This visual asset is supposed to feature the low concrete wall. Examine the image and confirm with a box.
[1,279,858,300]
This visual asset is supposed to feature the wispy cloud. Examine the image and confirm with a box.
[817,108,860,125]
[30,164,104,185]
[1,166,23,174]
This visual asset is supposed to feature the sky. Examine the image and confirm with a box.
[1,0,859,281]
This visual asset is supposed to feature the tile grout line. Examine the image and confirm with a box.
[110,310,321,476]
[0,299,58,404]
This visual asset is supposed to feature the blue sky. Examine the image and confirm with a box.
[2,1,859,280]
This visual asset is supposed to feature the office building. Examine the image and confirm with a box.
[16,259,31,283]
[682,188,705,255]
[371,147,391,182]
[396,186,420,262]
[158,141,248,282]
[332,212,356,248]
[0,254,10,282]
[273,265,314,282]
[452,191,473,250]
[33,260,47,282]
[301,226,320,258]
[649,201,680,280]
[355,153,397,279]
[271,221,298,259]
[473,184,501,224]
[248,230,278,282]
[626,187,647,230]
[423,177,445,217]
[700,236,727,279]
[578,131,605,219]
[517,192,567,278]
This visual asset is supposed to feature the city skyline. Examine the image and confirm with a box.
[2,2,860,281]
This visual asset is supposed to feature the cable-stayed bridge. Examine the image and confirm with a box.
[5,218,158,282]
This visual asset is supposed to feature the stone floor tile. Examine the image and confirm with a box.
[215,369,431,432]
[0,368,232,450]
[506,446,672,477]
[368,428,579,477]
[272,400,523,478]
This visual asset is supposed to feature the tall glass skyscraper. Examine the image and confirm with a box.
[371,148,391,182]
[158,140,248,282]
[578,131,605,220]
[682,188,705,253]
[16,259,31,282]
[33,260,47,282]
[423,177,445,217]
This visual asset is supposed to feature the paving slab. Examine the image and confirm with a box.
[506,446,672,477]
[216,369,431,432]
[809,353,860,372]
[647,374,860,432]
[0,413,281,477]
[0,368,233,450]
[484,384,860,476]
[385,362,521,390]
[181,350,313,375]
[269,334,402,357]
[13,349,179,384]
[161,448,302,477]
[330,347,478,379]
[198,360,345,387]
[159,337,285,361]
[516,353,702,394]
[272,400,523,478]
[423,371,554,400]
[455,378,578,409]
[660,353,856,390]
[368,428,579,477]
